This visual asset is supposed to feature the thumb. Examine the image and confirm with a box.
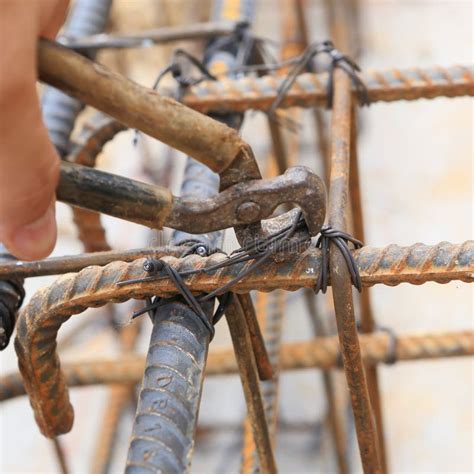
[0,100,59,260]
[0,68,59,261]
[0,2,63,261]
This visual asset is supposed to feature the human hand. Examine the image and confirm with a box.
[0,0,69,260]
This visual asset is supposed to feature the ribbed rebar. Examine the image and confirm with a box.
[0,245,24,350]
[4,330,472,402]
[328,69,381,473]
[125,300,213,473]
[241,291,285,473]
[182,65,474,113]
[68,113,127,252]
[42,0,113,156]
[13,241,472,438]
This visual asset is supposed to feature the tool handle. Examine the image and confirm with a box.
[58,161,173,229]
[38,39,245,173]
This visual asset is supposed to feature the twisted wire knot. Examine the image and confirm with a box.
[315,225,363,294]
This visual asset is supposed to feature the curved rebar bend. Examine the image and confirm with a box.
[68,113,127,252]
[14,240,473,437]
[14,259,152,438]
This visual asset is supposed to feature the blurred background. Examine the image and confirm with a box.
[0,0,472,472]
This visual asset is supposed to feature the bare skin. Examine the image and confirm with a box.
[0,0,69,260]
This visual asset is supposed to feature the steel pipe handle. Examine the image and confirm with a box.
[58,161,173,229]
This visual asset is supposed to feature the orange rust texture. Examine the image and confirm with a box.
[68,113,126,252]
[12,241,473,437]
[225,295,277,473]
[182,65,474,113]
[328,69,381,473]
[39,39,247,174]
[350,105,388,471]
[4,330,473,401]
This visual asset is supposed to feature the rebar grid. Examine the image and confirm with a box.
[328,69,381,472]
[2,3,472,471]
[12,240,472,439]
[182,65,474,113]
[68,113,126,253]
[3,330,472,401]
[350,106,387,471]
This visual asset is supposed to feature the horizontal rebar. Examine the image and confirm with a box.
[181,65,474,113]
[3,330,472,401]
[3,241,471,283]
[11,240,473,437]
[0,246,183,278]
[63,20,240,50]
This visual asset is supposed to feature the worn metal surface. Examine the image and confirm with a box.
[328,69,381,473]
[58,161,174,229]
[350,106,388,472]
[182,65,474,113]
[4,330,472,401]
[12,240,472,437]
[64,20,241,50]
[125,300,213,473]
[241,291,285,473]
[38,39,250,175]
[58,160,326,237]
[237,293,274,381]
[0,246,183,279]
[68,113,127,252]
[169,166,326,236]
[0,245,24,350]
[225,295,277,474]
[41,0,113,157]
[7,238,471,287]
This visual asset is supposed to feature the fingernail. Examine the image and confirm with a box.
[11,202,56,260]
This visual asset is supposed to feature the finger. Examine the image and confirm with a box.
[38,0,70,39]
[0,2,61,260]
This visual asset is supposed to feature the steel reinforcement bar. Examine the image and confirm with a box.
[13,240,472,438]
[181,65,474,113]
[4,330,472,401]
[4,240,472,284]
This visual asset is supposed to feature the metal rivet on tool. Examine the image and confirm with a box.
[235,201,261,223]
[195,245,208,257]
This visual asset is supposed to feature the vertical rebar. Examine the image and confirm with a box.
[281,2,350,472]
[41,0,113,157]
[349,107,388,472]
[226,296,278,474]
[328,69,381,473]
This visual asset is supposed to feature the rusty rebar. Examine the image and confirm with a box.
[3,241,471,282]
[328,69,381,473]
[4,330,472,401]
[350,105,388,472]
[38,39,251,175]
[225,295,277,474]
[64,20,240,50]
[0,246,183,279]
[68,113,126,252]
[182,65,474,113]
[241,291,285,473]
[293,2,349,471]
[238,293,274,381]
[12,240,472,438]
